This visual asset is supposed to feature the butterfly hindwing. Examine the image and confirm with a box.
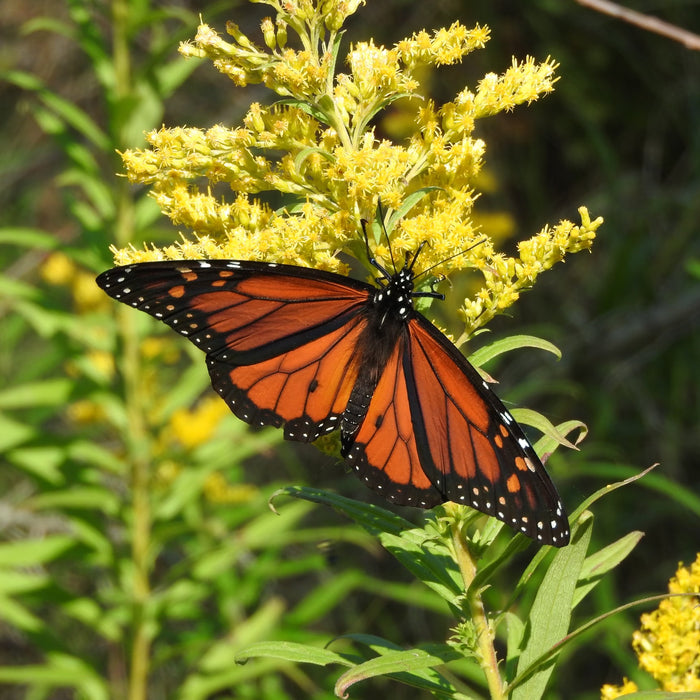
[403,317,569,545]
[341,336,444,508]
[207,315,365,440]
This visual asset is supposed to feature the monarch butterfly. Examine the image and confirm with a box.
[96,237,570,547]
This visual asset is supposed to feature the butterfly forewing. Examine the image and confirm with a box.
[97,261,371,361]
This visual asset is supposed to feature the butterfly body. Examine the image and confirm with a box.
[97,256,570,546]
[341,264,418,441]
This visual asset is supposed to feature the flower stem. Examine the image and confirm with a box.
[112,0,152,697]
[448,507,504,700]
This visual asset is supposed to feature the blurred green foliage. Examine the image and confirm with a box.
[1,0,699,698]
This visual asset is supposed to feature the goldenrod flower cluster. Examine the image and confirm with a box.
[601,553,700,698]
[115,0,601,338]
[599,677,638,699]
[633,553,700,691]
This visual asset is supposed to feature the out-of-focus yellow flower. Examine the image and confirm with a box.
[168,396,231,449]
[87,350,116,381]
[140,337,181,364]
[203,472,258,504]
[41,252,110,312]
[113,0,600,338]
[41,252,77,286]
[155,460,182,487]
[600,678,638,699]
[73,271,109,312]
[64,350,115,383]
[67,399,107,425]
[632,553,700,692]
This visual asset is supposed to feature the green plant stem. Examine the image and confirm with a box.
[112,1,152,698]
[115,185,153,700]
[116,192,152,700]
[120,298,153,700]
[449,510,504,700]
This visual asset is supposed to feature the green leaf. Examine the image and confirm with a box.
[534,419,588,457]
[21,16,76,39]
[0,413,36,452]
[0,570,48,595]
[570,464,659,522]
[274,488,463,608]
[29,486,120,515]
[334,644,462,698]
[599,692,700,699]
[155,55,203,96]
[198,598,287,672]
[0,594,44,632]
[0,536,74,566]
[67,440,125,474]
[509,513,592,698]
[288,570,365,625]
[59,168,115,219]
[0,227,61,249]
[0,654,109,699]
[7,445,66,484]
[276,98,331,127]
[378,530,463,609]
[326,30,346,81]
[241,499,313,549]
[294,146,336,174]
[0,275,39,302]
[575,461,700,518]
[384,187,443,235]
[354,91,421,143]
[13,299,81,337]
[5,69,109,149]
[468,334,561,368]
[573,530,643,608]
[0,378,73,409]
[63,597,121,641]
[236,640,352,667]
[64,517,115,565]
[66,2,115,95]
[504,611,525,671]
[511,408,579,451]
[179,657,307,700]
[273,486,414,536]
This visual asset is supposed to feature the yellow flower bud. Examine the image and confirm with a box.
[261,17,276,50]
[276,18,288,48]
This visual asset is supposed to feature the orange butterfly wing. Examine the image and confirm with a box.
[97,260,371,441]
[345,316,569,546]
[343,335,444,508]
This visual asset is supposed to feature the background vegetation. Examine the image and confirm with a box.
[1,0,698,698]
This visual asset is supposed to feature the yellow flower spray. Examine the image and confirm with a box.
[601,553,700,698]
[113,0,601,343]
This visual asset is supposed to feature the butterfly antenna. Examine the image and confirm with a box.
[412,237,487,283]
[376,199,398,273]
[361,216,392,282]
